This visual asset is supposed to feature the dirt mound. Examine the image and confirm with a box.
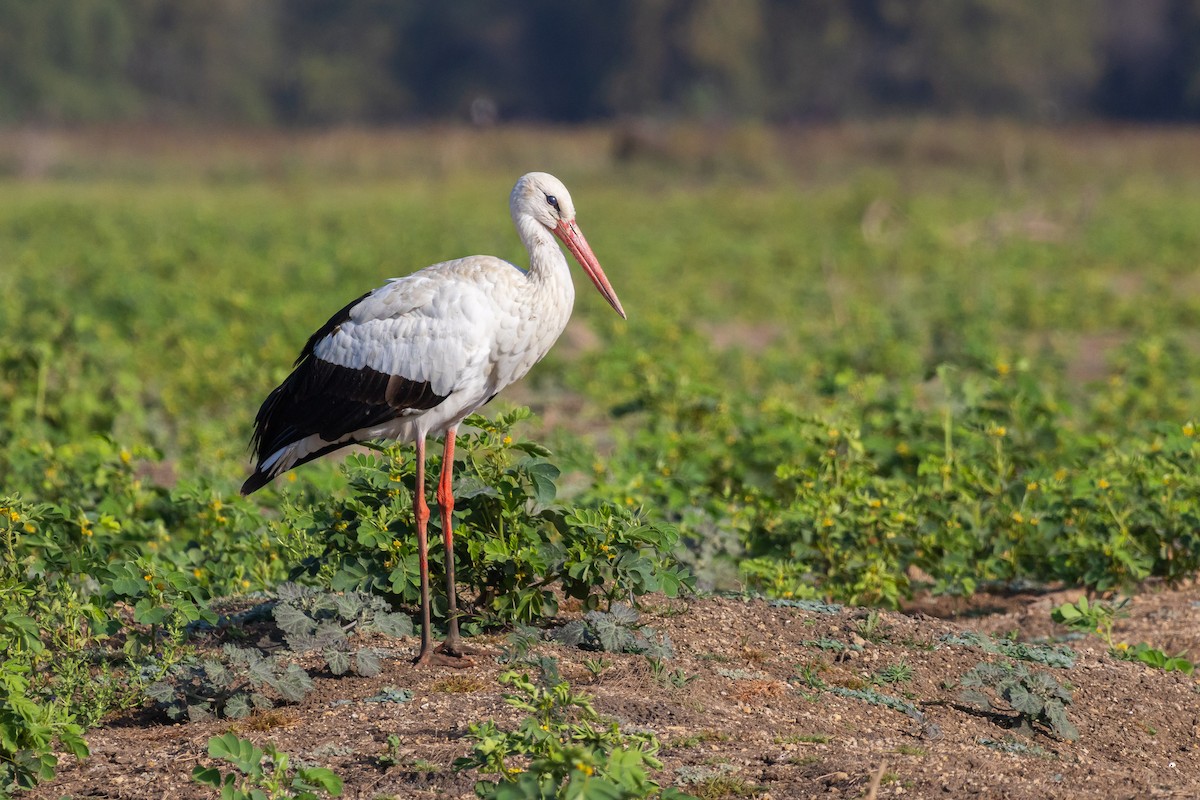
[34,587,1200,799]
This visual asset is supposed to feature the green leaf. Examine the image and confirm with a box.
[274,603,317,639]
[225,693,251,719]
[295,766,344,796]
[191,765,222,787]
[371,612,414,639]
[957,688,992,711]
[1043,701,1079,741]
[355,649,382,678]
[1006,684,1043,717]
[325,648,350,676]
[275,664,315,702]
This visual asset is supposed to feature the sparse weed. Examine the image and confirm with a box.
[893,745,925,756]
[958,661,1078,741]
[872,661,914,685]
[941,632,1076,669]
[674,764,761,799]
[1051,596,1126,647]
[650,661,697,689]
[583,657,612,677]
[1052,597,1194,674]
[856,610,887,642]
[454,668,695,799]
[669,730,731,748]
[773,732,831,745]
[551,603,675,658]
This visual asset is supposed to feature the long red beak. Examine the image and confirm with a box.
[554,219,626,319]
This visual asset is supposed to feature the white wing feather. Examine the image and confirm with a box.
[312,259,509,397]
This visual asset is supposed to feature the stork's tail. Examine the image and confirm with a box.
[240,469,274,496]
[241,434,363,495]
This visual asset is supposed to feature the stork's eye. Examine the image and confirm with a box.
[545,194,560,212]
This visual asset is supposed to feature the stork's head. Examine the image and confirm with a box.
[510,172,626,319]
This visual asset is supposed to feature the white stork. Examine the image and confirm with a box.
[241,172,625,666]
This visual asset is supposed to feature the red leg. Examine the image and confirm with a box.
[413,432,473,668]
[435,428,468,656]
[413,436,433,665]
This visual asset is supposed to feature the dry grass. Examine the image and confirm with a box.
[8,120,1200,188]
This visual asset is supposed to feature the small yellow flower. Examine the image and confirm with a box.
[502,435,513,445]
[1183,422,1195,438]
[193,569,203,578]
[241,579,251,589]
[1115,641,1129,652]
[210,499,223,512]
[144,574,153,582]
[1054,468,1069,482]
[868,499,882,509]
[828,429,840,440]
[120,449,132,464]
[23,523,35,533]
[989,425,1007,438]
[7,510,19,522]
[287,472,297,482]
[1029,516,1039,526]
[822,517,834,528]
[1011,511,1025,524]
[1097,478,1110,490]
[996,361,1011,377]
[895,442,910,456]
[1026,481,1038,492]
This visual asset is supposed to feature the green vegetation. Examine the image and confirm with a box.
[191,733,343,800]
[958,661,1078,741]
[1053,596,1195,675]
[454,668,695,800]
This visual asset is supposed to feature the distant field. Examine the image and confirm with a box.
[4,122,1199,450]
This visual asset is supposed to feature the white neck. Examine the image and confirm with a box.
[514,213,576,314]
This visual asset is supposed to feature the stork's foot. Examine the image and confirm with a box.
[436,638,484,659]
[413,647,475,668]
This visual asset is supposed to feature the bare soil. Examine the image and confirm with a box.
[33,584,1200,800]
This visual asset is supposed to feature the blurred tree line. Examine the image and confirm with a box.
[2,0,1199,125]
